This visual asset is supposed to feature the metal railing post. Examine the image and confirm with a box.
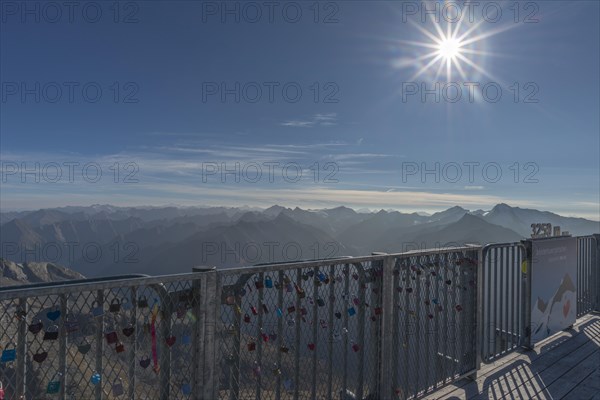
[95,290,104,400]
[59,294,68,400]
[192,266,219,400]
[16,297,28,399]
[379,256,395,399]
[522,240,533,350]
[592,233,600,312]
[474,247,484,374]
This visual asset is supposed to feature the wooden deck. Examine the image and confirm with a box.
[426,314,600,400]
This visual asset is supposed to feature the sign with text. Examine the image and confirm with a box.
[530,237,577,343]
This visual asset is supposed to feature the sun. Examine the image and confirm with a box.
[392,15,512,83]
[437,37,462,61]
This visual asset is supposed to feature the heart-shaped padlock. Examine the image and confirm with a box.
[46,309,61,321]
[78,340,92,355]
[122,325,135,337]
[33,351,48,363]
[139,357,151,369]
[28,320,44,335]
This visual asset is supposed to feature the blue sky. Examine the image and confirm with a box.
[1,1,599,219]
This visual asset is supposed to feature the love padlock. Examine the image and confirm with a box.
[137,296,149,308]
[28,320,43,335]
[109,299,121,313]
[122,325,135,337]
[254,278,264,290]
[43,325,59,341]
[105,330,118,344]
[112,378,125,397]
[78,340,92,355]
[265,276,273,288]
[33,351,48,363]
[243,313,251,323]
[90,372,101,385]
[115,342,125,353]
[247,341,256,351]
[1,346,16,363]
[295,284,305,299]
[91,301,104,317]
[65,316,80,334]
[46,373,62,394]
[182,382,192,395]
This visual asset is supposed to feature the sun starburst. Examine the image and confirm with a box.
[393,14,514,84]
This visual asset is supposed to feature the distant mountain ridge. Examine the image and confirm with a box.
[1,203,597,277]
[1,258,84,286]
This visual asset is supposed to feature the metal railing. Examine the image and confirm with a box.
[576,235,599,317]
[214,247,480,400]
[0,273,213,400]
[478,242,528,363]
[0,236,598,400]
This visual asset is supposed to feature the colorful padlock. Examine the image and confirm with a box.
[46,373,62,394]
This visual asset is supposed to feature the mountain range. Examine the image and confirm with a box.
[1,203,598,277]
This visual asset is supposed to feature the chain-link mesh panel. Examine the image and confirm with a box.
[217,260,383,400]
[0,275,203,400]
[390,250,478,399]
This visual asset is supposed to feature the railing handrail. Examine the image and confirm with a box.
[220,245,481,276]
[0,274,150,292]
[0,272,206,300]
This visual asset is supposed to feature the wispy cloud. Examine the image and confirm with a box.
[281,113,338,128]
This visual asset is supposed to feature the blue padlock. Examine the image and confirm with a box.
[265,276,273,288]
[91,372,101,385]
[182,382,192,395]
[1,347,16,363]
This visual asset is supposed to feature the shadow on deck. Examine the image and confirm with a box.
[426,314,600,400]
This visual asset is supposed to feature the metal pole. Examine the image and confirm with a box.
[95,290,104,400]
[59,294,68,400]
[379,256,395,399]
[522,240,533,350]
[192,266,219,400]
[16,297,28,398]
[592,233,600,312]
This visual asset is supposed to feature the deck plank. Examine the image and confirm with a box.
[426,315,600,400]
[427,314,598,399]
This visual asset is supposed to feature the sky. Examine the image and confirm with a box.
[1,1,599,219]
